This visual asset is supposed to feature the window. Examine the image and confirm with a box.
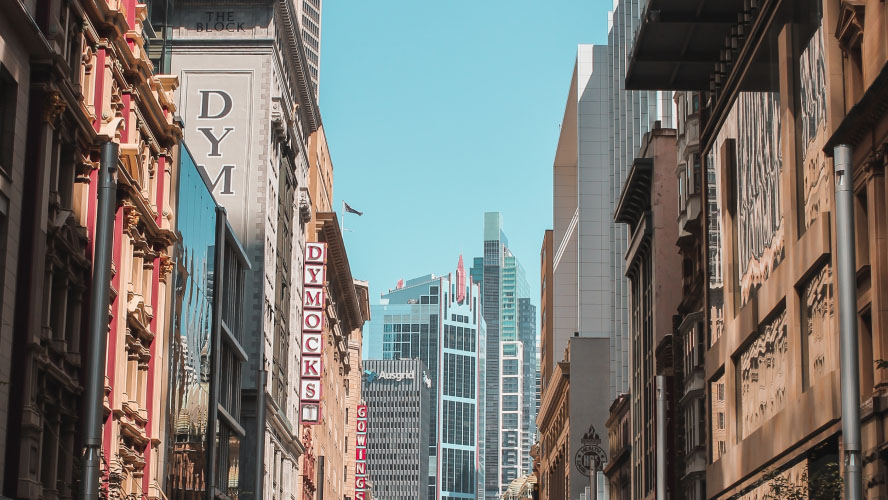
[503,377,518,392]
[503,359,519,376]
[0,65,17,175]
[502,395,518,411]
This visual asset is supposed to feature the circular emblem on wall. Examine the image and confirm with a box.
[575,425,608,476]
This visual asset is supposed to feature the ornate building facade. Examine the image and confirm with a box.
[626,0,888,497]
[613,125,681,500]
[1,0,181,498]
[161,0,323,497]
[300,126,371,500]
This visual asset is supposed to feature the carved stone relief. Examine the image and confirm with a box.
[736,92,784,305]
[803,150,830,229]
[800,24,827,157]
[804,265,835,382]
[739,309,788,439]
[735,460,808,500]
[800,23,830,229]
[711,373,727,461]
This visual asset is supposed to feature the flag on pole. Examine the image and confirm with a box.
[344,202,363,216]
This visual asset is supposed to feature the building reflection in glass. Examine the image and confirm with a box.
[167,145,218,499]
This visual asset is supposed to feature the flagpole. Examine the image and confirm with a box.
[342,200,346,234]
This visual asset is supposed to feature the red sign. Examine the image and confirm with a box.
[300,243,327,426]
[356,404,369,492]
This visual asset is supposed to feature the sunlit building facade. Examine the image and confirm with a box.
[1,0,182,496]
[366,257,486,499]
[470,212,536,498]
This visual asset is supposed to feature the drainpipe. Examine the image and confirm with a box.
[834,144,862,500]
[255,369,267,500]
[656,375,666,500]
[81,139,119,500]
[317,455,325,500]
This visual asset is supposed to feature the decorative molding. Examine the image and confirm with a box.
[836,0,865,54]
[740,308,788,438]
[44,91,68,125]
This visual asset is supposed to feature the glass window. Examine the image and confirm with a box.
[502,395,518,411]
[503,359,519,376]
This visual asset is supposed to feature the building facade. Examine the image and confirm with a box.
[166,142,250,499]
[295,0,322,98]
[613,125,681,499]
[162,1,323,497]
[361,358,431,500]
[626,0,888,498]
[365,257,487,499]
[471,212,535,497]
[517,297,537,475]
[604,394,631,500]
[1,0,182,497]
[303,212,369,500]
[539,231,554,392]
[669,89,710,500]
[536,338,610,500]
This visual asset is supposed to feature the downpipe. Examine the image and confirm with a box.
[834,144,862,500]
[80,140,119,500]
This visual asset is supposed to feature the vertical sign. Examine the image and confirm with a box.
[300,242,327,424]
[355,404,368,499]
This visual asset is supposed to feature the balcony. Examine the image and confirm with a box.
[625,0,746,90]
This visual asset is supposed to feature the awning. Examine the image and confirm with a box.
[625,0,746,90]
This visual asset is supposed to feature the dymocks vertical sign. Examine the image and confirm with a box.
[355,404,369,499]
[300,242,327,424]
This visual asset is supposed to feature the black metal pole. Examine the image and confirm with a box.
[81,140,119,500]
[206,207,227,500]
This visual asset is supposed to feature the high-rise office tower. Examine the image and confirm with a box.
[517,298,537,473]
[471,213,535,498]
[362,359,432,500]
[365,257,486,499]
[296,0,322,98]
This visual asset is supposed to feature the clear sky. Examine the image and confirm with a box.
[320,1,613,314]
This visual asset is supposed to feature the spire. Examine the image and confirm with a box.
[456,255,466,303]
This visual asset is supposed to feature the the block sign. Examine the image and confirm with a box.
[300,242,327,425]
[355,404,368,500]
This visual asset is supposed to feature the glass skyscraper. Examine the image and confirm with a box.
[471,213,536,498]
[365,256,486,499]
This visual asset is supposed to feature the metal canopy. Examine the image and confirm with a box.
[625,0,745,90]
[615,158,654,229]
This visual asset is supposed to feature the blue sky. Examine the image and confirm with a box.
[320,1,612,313]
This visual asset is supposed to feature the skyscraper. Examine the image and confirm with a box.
[517,298,537,473]
[365,257,486,499]
[296,0,322,98]
[471,213,535,498]
[362,359,432,500]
